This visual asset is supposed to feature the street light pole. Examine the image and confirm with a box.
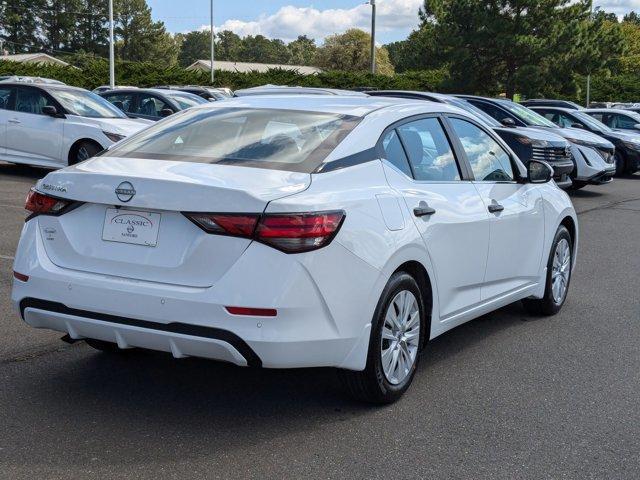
[108,0,115,89]
[370,0,376,74]
[210,0,215,84]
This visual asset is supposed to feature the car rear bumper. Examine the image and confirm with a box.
[11,219,378,370]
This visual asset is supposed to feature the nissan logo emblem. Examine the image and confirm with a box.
[115,181,136,202]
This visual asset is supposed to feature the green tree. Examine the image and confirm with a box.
[178,30,209,67]
[70,0,109,57]
[386,24,441,73]
[0,0,43,53]
[114,0,178,64]
[287,35,317,65]
[239,35,290,64]
[216,30,242,61]
[40,0,83,52]
[315,29,394,75]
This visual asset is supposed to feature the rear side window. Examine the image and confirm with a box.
[104,107,360,173]
[381,130,412,177]
[397,118,460,181]
[449,118,514,182]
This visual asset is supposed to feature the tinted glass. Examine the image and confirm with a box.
[449,118,514,181]
[104,107,359,172]
[164,91,209,109]
[15,87,55,114]
[572,111,612,133]
[499,101,557,127]
[49,88,126,118]
[135,93,170,117]
[609,113,640,129]
[397,118,460,181]
[0,87,12,110]
[538,110,574,128]
[103,92,135,113]
[381,130,412,177]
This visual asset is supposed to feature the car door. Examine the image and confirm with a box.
[0,85,15,157]
[5,86,65,166]
[447,116,545,300]
[380,115,491,320]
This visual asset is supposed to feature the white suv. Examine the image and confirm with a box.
[0,83,151,168]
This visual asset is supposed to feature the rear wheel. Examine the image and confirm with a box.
[338,272,426,404]
[522,225,573,316]
[614,152,626,177]
[69,141,101,166]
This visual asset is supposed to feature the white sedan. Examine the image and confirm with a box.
[0,82,151,168]
[11,95,578,403]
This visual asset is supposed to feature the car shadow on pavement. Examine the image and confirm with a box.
[0,162,51,180]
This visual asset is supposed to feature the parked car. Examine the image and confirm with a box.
[12,95,578,403]
[368,90,576,188]
[529,106,640,176]
[100,88,209,121]
[0,82,151,168]
[458,96,617,186]
[584,108,640,132]
[0,76,65,85]
[92,85,137,94]
[154,85,229,101]
[521,99,583,110]
[234,85,367,97]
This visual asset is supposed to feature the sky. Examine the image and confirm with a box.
[146,0,640,45]
[146,0,425,44]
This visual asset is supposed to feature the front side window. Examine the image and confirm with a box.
[397,118,460,181]
[14,87,55,115]
[610,113,640,129]
[104,107,360,173]
[449,118,514,182]
[103,92,135,113]
[0,87,12,110]
[135,94,170,117]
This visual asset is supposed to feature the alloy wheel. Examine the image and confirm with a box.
[380,290,420,385]
[551,238,571,304]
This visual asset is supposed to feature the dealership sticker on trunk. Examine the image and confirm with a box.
[102,208,161,247]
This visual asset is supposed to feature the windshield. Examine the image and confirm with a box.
[501,101,557,127]
[445,98,501,127]
[103,107,360,172]
[572,111,613,133]
[50,89,127,118]
[164,91,209,109]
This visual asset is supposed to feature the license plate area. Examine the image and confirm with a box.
[102,208,161,247]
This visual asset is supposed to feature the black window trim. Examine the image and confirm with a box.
[375,112,474,183]
[444,113,521,184]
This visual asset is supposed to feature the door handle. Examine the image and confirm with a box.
[8,119,20,124]
[488,203,504,213]
[413,206,436,217]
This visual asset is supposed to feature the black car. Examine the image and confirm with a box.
[520,99,583,110]
[100,88,209,121]
[529,106,640,175]
[154,85,230,101]
[368,91,575,188]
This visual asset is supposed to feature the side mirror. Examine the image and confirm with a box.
[634,123,640,131]
[501,117,516,127]
[42,105,63,118]
[528,160,554,183]
[160,108,174,118]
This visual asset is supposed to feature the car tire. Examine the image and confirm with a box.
[338,271,426,404]
[70,141,101,166]
[614,152,626,177]
[522,225,573,316]
[84,338,128,353]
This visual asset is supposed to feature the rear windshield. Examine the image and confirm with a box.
[103,107,360,172]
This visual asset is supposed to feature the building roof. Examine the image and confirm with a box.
[186,60,321,75]
[0,53,70,67]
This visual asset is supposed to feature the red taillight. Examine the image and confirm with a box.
[25,190,70,217]
[225,306,277,317]
[256,211,345,253]
[13,271,29,282]
[184,213,260,237]
[184,210,345,253]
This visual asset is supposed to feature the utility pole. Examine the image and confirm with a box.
[210,0,215,84]
[109,0,115,89]
[370,0,376,74]
[586,5,599,107]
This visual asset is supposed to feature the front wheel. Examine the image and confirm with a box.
[70,141,101,166]
[523,225,573,316]
[614,152,626,177]
[338,272,426,404]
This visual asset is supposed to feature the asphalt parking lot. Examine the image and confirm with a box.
[0,162,638,480]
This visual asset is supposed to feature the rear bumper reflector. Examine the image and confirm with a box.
[13,271,29,282]
[19,298,262,367]
[225,306,277,317]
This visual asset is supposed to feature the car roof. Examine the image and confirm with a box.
[234,86,367,97]
[584,108,640,115]
[527,105,574,113]
[0,82,88,93]
[187,94,461,118]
